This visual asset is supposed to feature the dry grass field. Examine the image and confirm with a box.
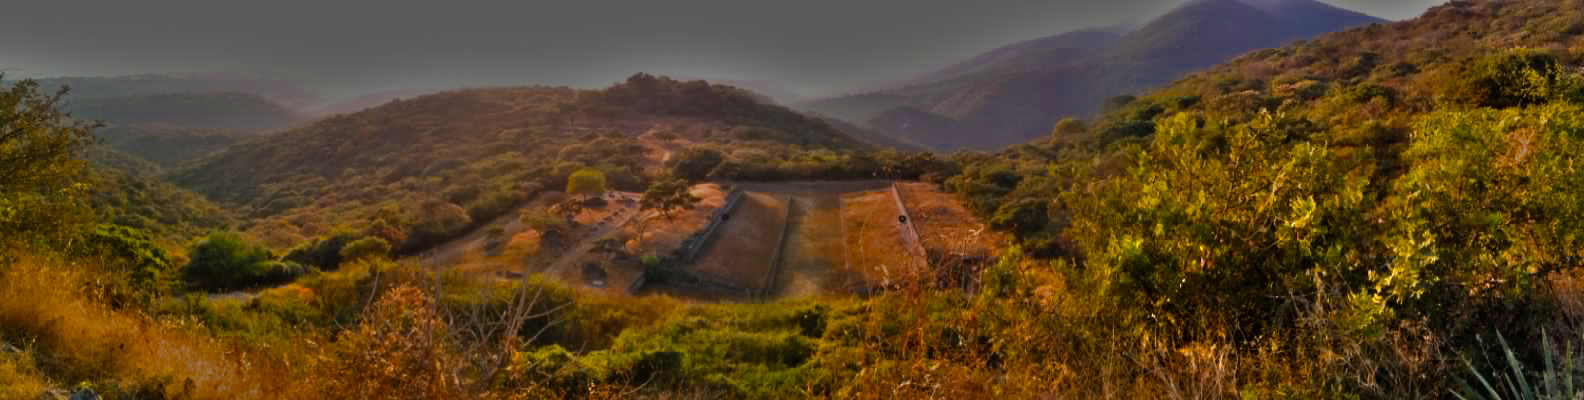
[686,192,789,291]
[840,190,926,287]
[896,182,1005,258]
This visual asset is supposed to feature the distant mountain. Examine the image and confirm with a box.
[798,0,1384,150]
[62,92,307,167]
[93,124,248,168]
[668,77,808,105]
[30,73,321,108]
[315,89,440,115]
[67,92,305,131]
[863,25,1129,93]
[863,107,970,150]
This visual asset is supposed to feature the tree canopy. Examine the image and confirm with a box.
[640,178,702,221]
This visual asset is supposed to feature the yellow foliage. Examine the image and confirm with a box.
[0,351,50,400]
[0,256,291,399]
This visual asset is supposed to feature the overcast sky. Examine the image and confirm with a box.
[0,0,1446,99]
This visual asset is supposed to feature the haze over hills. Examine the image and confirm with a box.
[798,0,1385,150]
[62,91,309,168]
[66,92,305,132]
[28,73,322,108]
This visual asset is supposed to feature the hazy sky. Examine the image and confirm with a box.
[0,0,1446,99]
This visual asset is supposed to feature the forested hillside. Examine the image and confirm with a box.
[170,73,872,250]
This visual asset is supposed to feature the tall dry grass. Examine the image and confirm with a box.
[0,255,294,399]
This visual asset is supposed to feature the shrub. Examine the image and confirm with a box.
[339,237,391,262]
[283,231,363,271]
[77,224,177,303]
[183,232,306,291]
[667,148,725,182]
[1445,48,1582,108]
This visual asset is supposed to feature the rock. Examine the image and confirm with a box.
[68,389,99,400]
[37,389,70,400]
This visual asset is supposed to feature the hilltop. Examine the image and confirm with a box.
[798,0,1383,150]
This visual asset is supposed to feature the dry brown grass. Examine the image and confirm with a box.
[0,256,293,399]
[895,182,1007,258]
[0,350,50,400]
[688,192,788,290]
[841,191,924,287]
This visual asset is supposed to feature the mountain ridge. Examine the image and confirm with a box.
[797,0,1385,150]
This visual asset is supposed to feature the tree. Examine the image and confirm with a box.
[0,78,100,246]
[404,200,473,250]
[988,198,1049,237]
[183,232,306,291]
[78,224,177,305]
[1051,118,1087,142]
[521,207,571,236]
[566,169,607,200]
[340,237,392,262]
[283,230,363,271]
[640,178,702,221]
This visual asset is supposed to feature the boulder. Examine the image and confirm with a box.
[69,389,100,400]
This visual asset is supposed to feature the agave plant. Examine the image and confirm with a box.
[1455,331,1580,400]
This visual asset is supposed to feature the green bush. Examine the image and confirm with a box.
[1446,48,1582,108]
[339,237,391,262]
[668,148,725,182]
[76,224,177,306]
[183,232,307,292]
[283,231,363,271]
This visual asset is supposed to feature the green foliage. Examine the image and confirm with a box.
[401,200,473,252]
[1378,104,1584,335]
[1446,49,1583,108]
[668,148,725,182]
[562,302,831,397]
[339,237,391,262]
[0,78,100,248]
[988,198,1048,237]
[183,232,306,292]
[1456,331,1584,400]
[283,231,364,271]
[76,224,178,306]
[640,177,701,221]
[566,169,608,199]
[1064,111,1374,341]
[1051,118,1087,142]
